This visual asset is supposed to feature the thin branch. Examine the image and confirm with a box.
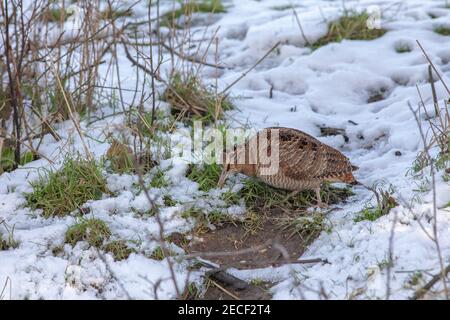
[220,41,281,95]
[416,40,450,95]
[409,101,449,299]
[292,6,311,47]
[411,264,450,300]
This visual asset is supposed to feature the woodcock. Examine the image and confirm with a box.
[217,127,358,207]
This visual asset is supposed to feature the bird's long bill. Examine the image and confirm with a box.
[217,168,230,188]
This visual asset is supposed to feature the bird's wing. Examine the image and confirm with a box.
[278,129,327,180]
[263,127,353,181]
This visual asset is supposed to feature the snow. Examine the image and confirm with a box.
[1,0,449,300]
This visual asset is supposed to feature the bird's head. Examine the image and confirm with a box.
[217,148,256,188]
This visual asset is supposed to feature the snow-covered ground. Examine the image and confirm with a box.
[0,0,449,299]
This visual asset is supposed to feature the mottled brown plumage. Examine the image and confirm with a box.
[218,127,358,207]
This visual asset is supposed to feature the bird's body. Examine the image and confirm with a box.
[218,127,358,206]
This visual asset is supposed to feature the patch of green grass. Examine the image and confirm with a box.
[163,195,177,206]
[0,224,19,251]
[161,0,226,28]
[139,109,174,138]
[105,136,157,174]
[412,178,430,193]
[354,206,386,222]
[377,259,393,270]
[242,210,265,236]
[313,11,387,49]
[355,184,397,222]
[407,272,423,287]
[395,43,412,53]
[182,282,201,300]
[163,72,233,124]
[166,232,190,248]
[181,207,233,233]
[51,245,64,256]
[150,246,177,261]
[105,140,135,174]
[436,150,449,171]
[103,240,135,261]
[144,207,159,217]
[1,147,35,173]
[181,207,203,220]
[434,25,450,36]
[249,278,265,286]
[21,151,34,165]
[146,134,171,164]
[238,178,354,209]
[237,178,281,207]
[221,190,242,206]
[443,174,450,183]
[26,158,108,218]
[270,4,296,11]
[41,7,73,23]
[150,169,169,188]
[188,163,222,192]
[408,153,429,176]
[0,237,17,251]
[275,214,325,242]
[407,126,448,181]
[367,87,388,103]
[65,218,111,247]
[206,210,232,225]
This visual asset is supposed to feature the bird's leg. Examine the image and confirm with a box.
[282,190,299,203]
[314,188,327,208]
